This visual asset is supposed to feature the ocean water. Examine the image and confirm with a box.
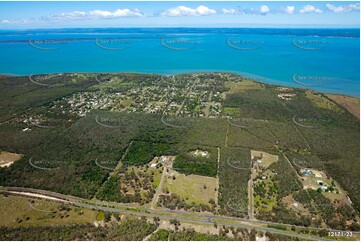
[0,28,359,97]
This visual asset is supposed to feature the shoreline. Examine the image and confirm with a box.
[1,71,359,99]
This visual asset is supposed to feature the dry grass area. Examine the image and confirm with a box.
[0,194,97,227]
[225,80,263,94]
[306,90,343,113]
[164,171,218,206]
[251,150,278,168]
[0,151,22,167]
[282,195,311,216]
[325,93,360,119]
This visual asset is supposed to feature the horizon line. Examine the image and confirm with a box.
[1,26,360,31]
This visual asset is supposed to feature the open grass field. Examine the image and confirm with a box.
[225,80,264,94]
[0,194,97,227]
[305,91,342,112]
[251,150,278,168]
[0,151,22,167]
[326,93,360,119]
[164,172,218,206]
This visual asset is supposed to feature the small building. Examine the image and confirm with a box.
[150,163,157,168]
[321,185,328,191]
[316,180,323,185]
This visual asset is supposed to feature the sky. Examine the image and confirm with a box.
[0,1,359,29]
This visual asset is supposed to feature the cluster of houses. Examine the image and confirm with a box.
[277,93,296,100]
[193,150,208,157]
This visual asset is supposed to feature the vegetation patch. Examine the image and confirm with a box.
[0,218,157,241]
[124,141,171,166]
[0,194,96,227]
[96,164,162,204]
[173,146,218,177]
[164,172,218,207]
[218,147,251,218]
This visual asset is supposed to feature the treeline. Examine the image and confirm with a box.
[0,218,157,241]
[150,228,232,241]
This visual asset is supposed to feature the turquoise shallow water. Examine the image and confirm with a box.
[0,28,359,96]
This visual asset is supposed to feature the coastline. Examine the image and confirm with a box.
[1,71,359,99]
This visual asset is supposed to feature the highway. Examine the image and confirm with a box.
[0,186,345,241]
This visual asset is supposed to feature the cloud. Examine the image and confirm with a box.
[0,8,142,24]
[160,5,216,17]
[0,19,31,24]
[283,6,295,15]
[326,3,360,13]
[299,5,323,14]
[222,8,238,15]
[89,9,142,18]
[260,5,270,15]
[44,9,142,20]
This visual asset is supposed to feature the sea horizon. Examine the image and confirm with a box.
[0,27,359,97]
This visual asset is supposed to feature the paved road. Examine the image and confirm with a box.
[1,186,356,241]
[1,186,355,232]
